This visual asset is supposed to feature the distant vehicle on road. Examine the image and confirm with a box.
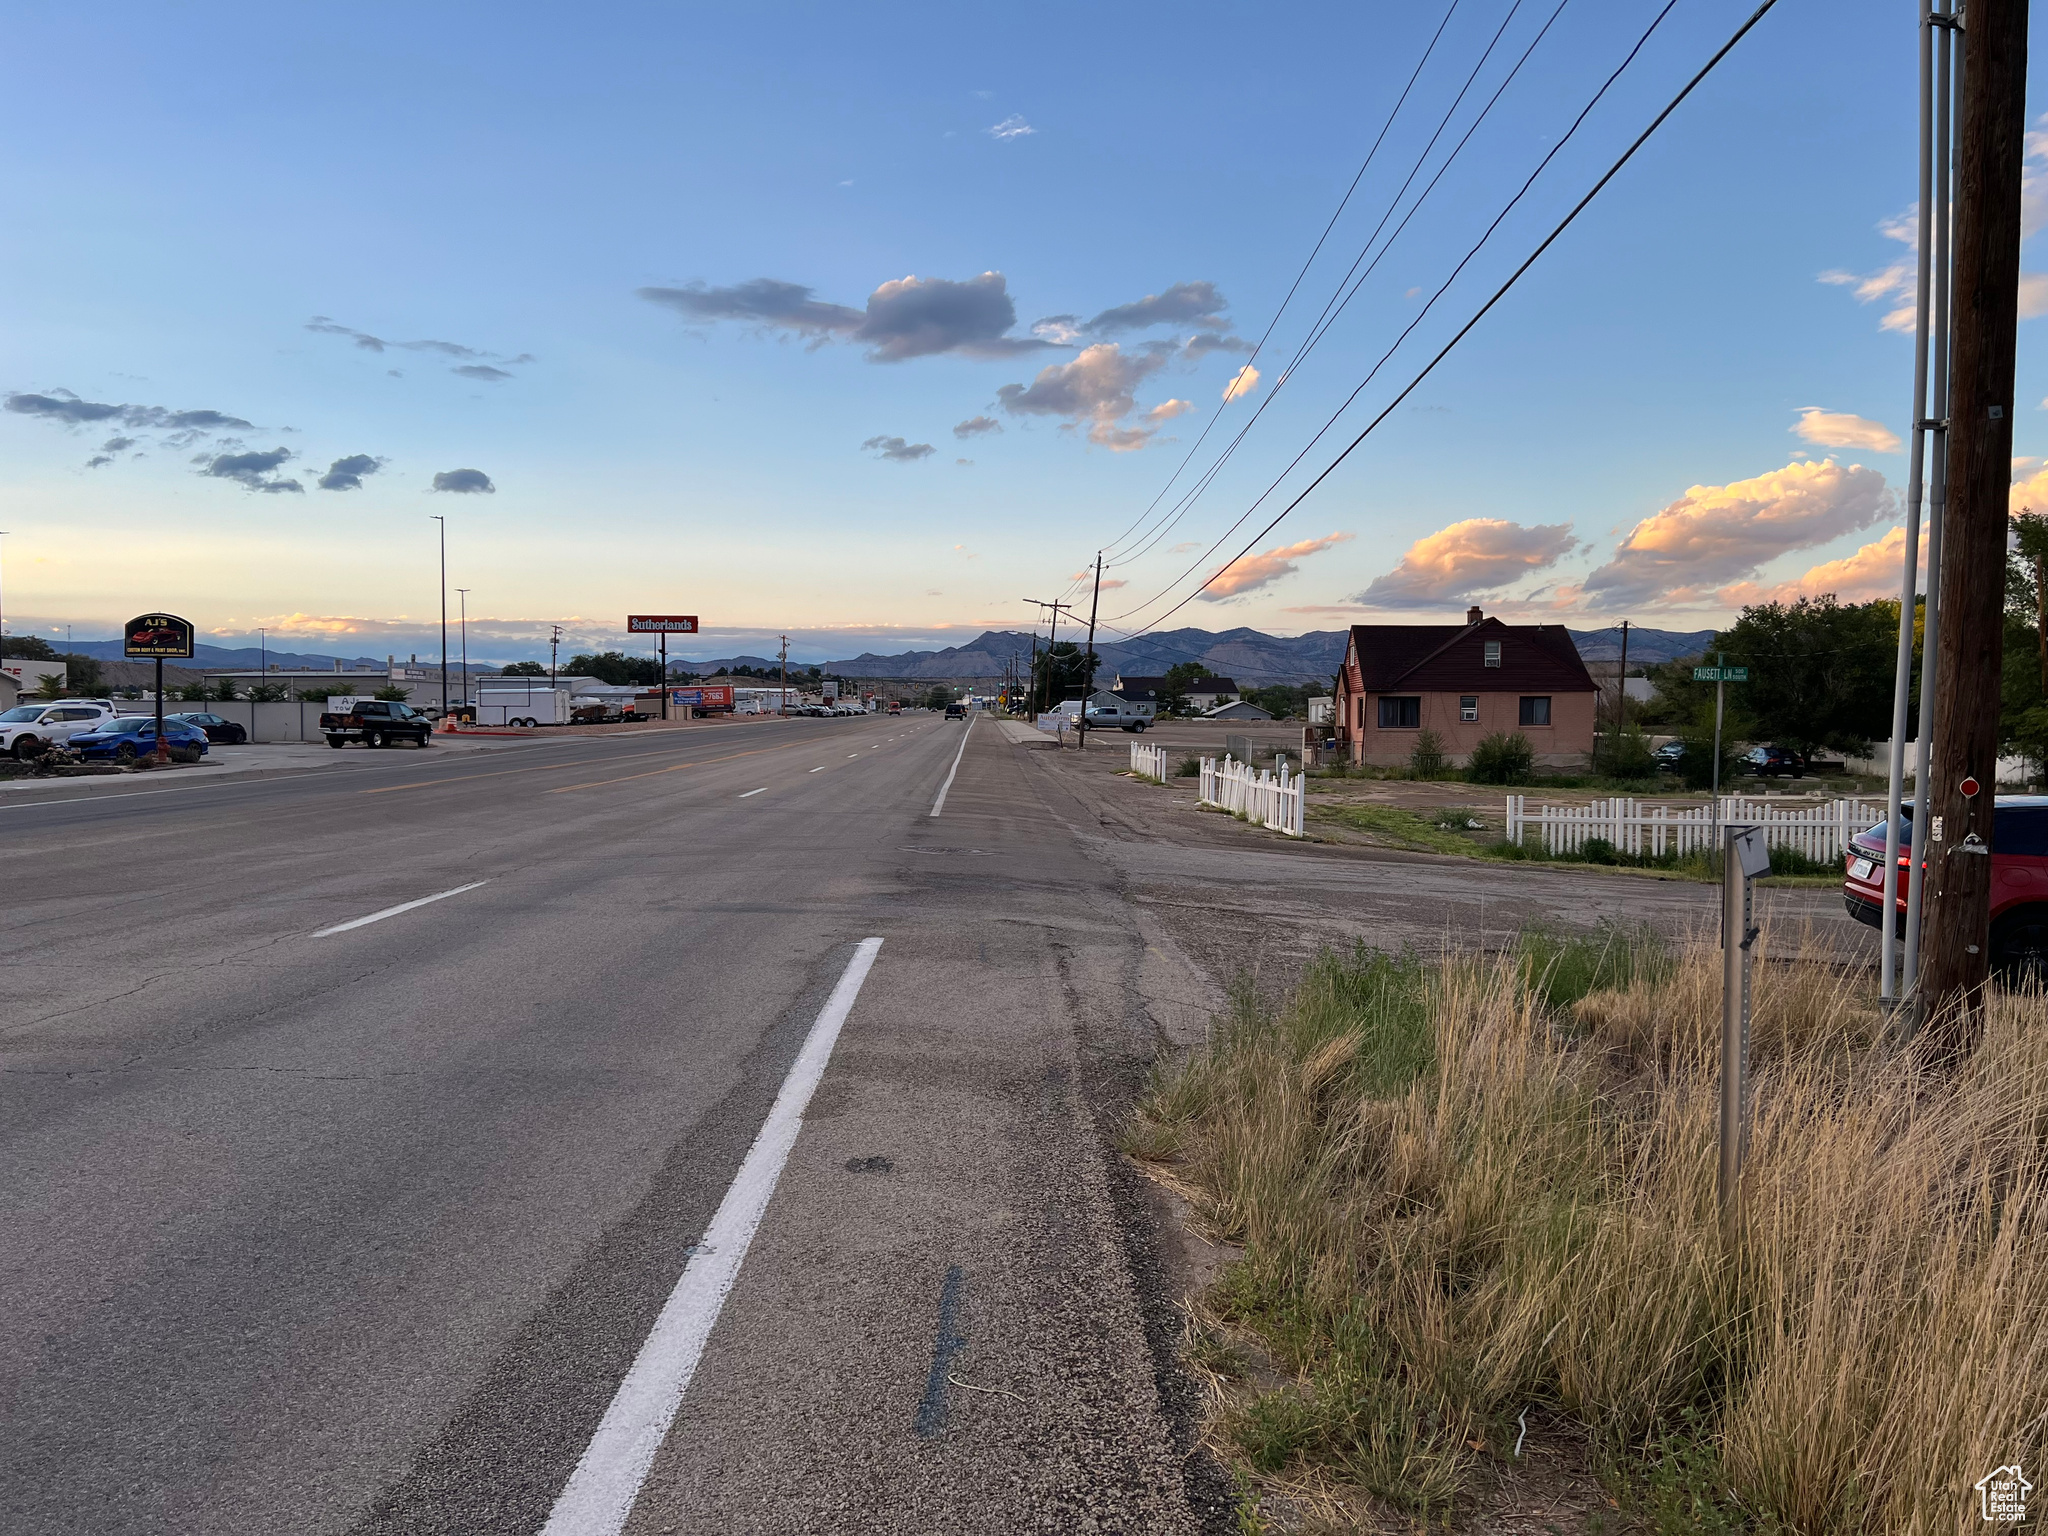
[944,703,966,720]
[887,703,901,716]
[0,701,117,758]
[320,700,434,748]
[1654,740,1687,770]
[72,715,209,763]
[168,711,248,744]
[1083,703,1151,733]
[1843,798,2048,982]
[1745,744,1806,779]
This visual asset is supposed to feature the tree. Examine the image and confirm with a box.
[32,670,66,701]
[212,675,240,702]
[0,634,57,660]
[176,680,211,702]
[1248,683,1309,718]
[57,653,104,693]
[501,661,546,677]
[922,685,953,710]
[1031,641,1097,709]
[372,685,410,702]
[566,651,661,686]
[248,682,289,702]
[1642,597,1896,756]
[2003,511,2048,781]
[1155,660,1206,716]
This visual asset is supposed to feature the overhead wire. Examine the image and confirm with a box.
[1113,0,1783,640]
[1105,0,1565,575]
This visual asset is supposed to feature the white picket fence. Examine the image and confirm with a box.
[1129,741,1169,781]
[1504,795,1884,861]
[1199,755,1306,838]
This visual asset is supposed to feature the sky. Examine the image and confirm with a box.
[3,0,2045,666]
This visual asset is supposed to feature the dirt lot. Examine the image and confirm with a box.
[1009,720,1873,1007]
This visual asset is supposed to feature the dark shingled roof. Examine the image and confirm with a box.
[1346,618,1594,693]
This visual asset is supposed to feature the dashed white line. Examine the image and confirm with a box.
[929,714,975,817]
[312,880,489,937]
[738,787,766,798]
[541,938,885,1536]
[809,766,825,773]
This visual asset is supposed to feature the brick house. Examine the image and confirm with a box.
[1333,608,1597,768]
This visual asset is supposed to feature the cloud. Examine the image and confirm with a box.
[640,271,1051,362]
[956,458,973,466]
[1031,314,1086,345]
[1184,330,1251,358]
[306,317,532,367]
[1357,519,1579,608]
[997,342,1184,450]
[862,435,936,462]
[1579,457,1893,608]
[1719,525,1920,607]
[431,468,496,494]
[1088,280,1228,334]
[954,415,1002,438]
[987,114,1035,140]
[2012,464,2048,512]
[1067,567,1129,591]
[1200,533,1353,600]
[85,454,114,469]
[199,446,301,492]
[2022,273,2048,319]
[1793,407,1900,452]
[1821,208,2048,332]
[5,391,252,432]
[1222,363,1261,402]
[318,454,385,491]
[102,435,136,451]
[452,364,512,382]
[1146,398,1193,422]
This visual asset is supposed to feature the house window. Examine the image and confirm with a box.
[1519,696,1551,727]
[1377,696,1421,729]
[1484,640,1502,668]
[1459,695,1478,723]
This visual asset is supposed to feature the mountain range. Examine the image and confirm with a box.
[62,640,388,671]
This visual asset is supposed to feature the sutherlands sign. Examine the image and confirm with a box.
[123,613,195,659]
[626,615,698,633]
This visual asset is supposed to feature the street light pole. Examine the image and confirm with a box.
[430,515,448,716]
[455,589,470,719]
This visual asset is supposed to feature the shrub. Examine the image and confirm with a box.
[1175,754,1201,777]
[247,682,289,702]
[212,675,240,702]
[176,681,211,702]
[1431,806,1485,832]
[1408,728,1446,776]
[1599,727,1659,779]
[1467,730,1534,783]
[372,685,410,702]
[1581,835,1621,865]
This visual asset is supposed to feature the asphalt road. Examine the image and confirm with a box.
[1,714,1223,1535]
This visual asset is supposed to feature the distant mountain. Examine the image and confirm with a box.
[61,640,387,671]
[1566,627,1715,666]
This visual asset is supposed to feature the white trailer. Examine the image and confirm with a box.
[476,686,570,727]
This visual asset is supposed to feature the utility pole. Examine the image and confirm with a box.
[1918,0,2029,1055]
[550,624,563,691]
[1077,554,1103,749]
[778,634,790,715]
[1023,598,1075,714]
[456,590,470,717]
[1614,619,1630,747]
[431,515,448,716]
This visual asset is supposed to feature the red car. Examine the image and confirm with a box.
[1843,797,2048,982]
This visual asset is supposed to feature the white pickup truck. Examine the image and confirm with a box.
[1082,700,1153,733]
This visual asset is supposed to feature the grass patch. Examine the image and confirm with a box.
[1129,934,2048,1531]
[1309,802,1486,854]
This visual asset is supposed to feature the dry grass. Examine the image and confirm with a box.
[1128,933,2048,1533]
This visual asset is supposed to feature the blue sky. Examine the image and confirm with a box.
[3,0,2042,664]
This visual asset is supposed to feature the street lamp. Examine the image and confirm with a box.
[455,589,470,717]
[429,516,448,716]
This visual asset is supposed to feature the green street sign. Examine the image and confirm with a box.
[1693,665,1749,682]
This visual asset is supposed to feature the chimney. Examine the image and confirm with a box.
[1465,606,1483,626]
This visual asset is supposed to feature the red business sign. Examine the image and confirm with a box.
[626,614,698,633]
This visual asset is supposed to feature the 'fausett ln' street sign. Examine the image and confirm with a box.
[1693,665,1749,682]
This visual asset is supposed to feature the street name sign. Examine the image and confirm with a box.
[627,614,698,633]
[1693,665,1749,682]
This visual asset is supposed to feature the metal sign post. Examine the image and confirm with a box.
[1720,824,1771,1228]
[1692,658,1749,863]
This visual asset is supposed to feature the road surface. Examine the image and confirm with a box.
[1,714,1224,1535]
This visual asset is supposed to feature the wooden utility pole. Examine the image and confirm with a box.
[1918,0,2029,1054]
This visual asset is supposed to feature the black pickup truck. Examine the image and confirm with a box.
[320,700,434,749]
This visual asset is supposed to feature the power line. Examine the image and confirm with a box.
[1115,0,1778,637]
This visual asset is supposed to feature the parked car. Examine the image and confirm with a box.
[1745,744,1807,779]
[167,711,249,745]
[319,699,434,748]
[0,700,118,758]
[1083,703,1152,733]
[1653,740,1688,770]
[571,702,624,724]
[1843,798,2048,982]
[944,703,966,720]
[71,715,210,763]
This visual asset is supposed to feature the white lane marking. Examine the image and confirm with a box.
[542,937,884,1536]
[312,881,489,937]
[809,766,824,773]
[737,787,766,798]
[929,714,975,817]
[846,753,859,759]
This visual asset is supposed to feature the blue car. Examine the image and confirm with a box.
[71,715,210,763]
